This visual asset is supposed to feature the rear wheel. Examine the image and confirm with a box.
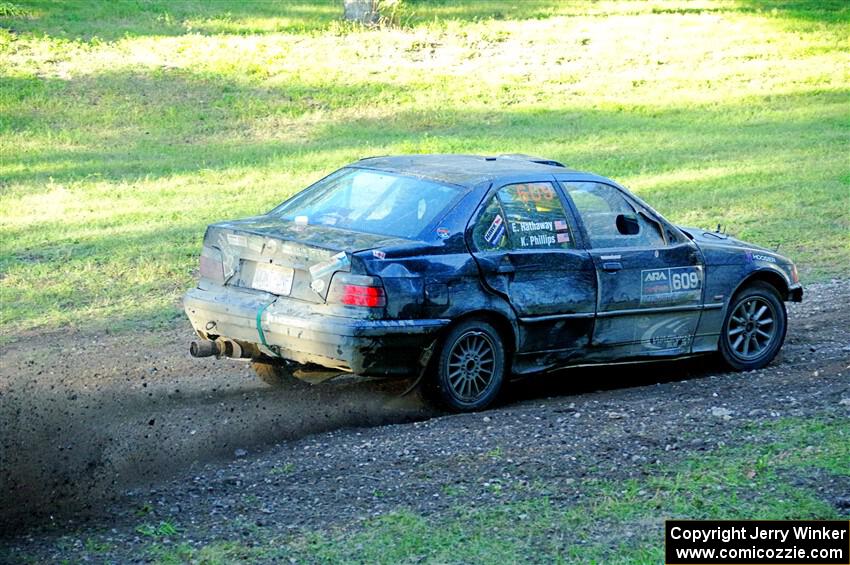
[251,360,304,387]
[719,282,787,371]
[431,320,505,412]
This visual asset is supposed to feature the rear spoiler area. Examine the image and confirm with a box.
[497,153,566,168]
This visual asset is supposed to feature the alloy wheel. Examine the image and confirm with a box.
[726,296,778,360]
[446,331,496,402]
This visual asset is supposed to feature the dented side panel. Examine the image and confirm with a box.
[184,159,803,381]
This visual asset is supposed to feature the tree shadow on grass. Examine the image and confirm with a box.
[0,69,417,187]
[4,0,845,43]
[0,0,341,40]
[732,0,849,24]
[1,64,846,333]
[3,68,846,189]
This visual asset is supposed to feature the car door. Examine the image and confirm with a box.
[467,177,597,355]
[559,179,704,358]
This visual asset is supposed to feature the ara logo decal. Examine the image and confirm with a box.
[641,266,702,304]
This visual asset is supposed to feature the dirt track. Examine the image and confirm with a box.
[1,280,848,559]
[0,329,434,527]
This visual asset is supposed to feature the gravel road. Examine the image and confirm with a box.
[1,280,848,561]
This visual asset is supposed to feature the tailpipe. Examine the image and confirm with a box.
[190,340,221,358]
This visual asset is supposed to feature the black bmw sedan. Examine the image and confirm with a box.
[184,154,802,411]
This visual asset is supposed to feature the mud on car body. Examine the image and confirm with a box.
[184,154,803,411]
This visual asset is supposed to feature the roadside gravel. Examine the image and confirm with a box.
[1,280,848,562]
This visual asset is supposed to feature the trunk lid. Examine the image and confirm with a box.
[206,215,408,303]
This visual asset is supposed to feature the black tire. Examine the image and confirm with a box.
[250,360,304,387]
[430,319,506,412]
[719,282,787,371]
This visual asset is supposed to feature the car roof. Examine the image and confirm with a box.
[352,154,593,188]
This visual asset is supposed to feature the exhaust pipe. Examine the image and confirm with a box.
[190,339,254,359]
[190,340,221,358]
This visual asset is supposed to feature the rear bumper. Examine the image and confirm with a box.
[183,285,450,376]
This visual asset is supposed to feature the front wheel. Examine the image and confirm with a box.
[719,282,787,371]
[431,320,506,412]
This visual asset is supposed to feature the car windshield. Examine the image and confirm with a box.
[270,168,463,239]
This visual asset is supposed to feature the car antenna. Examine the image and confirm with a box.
[715,223,722,233]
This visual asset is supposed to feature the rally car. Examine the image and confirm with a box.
[184,154,802,411]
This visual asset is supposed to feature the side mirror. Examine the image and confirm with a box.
[616,214,640,235]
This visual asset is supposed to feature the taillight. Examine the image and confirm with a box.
[199,246,224,284]
[341,285,386,307]
[327,273,386,308]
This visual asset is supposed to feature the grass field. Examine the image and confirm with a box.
[1,0,848,337]
[116,417,850,563]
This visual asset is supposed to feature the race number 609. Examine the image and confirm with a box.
[671,271,700,291]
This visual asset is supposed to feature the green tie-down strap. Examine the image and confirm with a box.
[255,301,279,356]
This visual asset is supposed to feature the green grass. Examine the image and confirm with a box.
[133,416,847,564]
[1,0,848,337]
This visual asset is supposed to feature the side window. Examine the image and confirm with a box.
[472,182,575,251]
[499,182,574,250]
[563,182,665,248]
[471,196,510,250]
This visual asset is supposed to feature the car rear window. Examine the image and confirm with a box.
[271,168,463,239]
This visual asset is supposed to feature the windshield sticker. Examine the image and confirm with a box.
[641,266,702,304]
[484,215,505,245]
[520,234,556,247]
[515,184,557,202]
[511,220,553,233]
[557,233,570,243]
[436,227,450,239]
[372,249,386,260]
[554,219,569,231]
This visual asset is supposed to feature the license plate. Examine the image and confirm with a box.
[252,263,294,296]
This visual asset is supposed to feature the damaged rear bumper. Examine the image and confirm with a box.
[183,285,450,376]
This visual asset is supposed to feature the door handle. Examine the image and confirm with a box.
[602,261,622,272]
[496,263,515,274]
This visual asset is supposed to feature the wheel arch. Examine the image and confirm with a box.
[731,269,790,302]
[441,309,518,357]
